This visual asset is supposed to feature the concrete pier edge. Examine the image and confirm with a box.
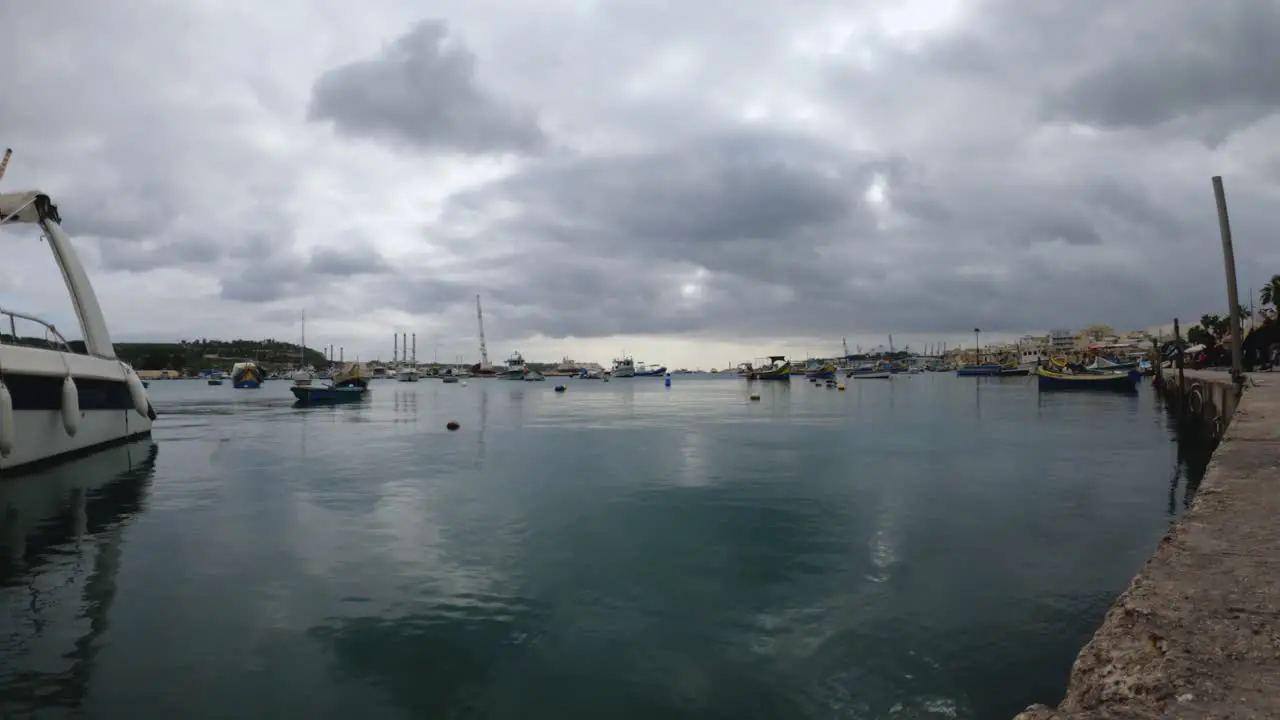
[1015,371,1280,719]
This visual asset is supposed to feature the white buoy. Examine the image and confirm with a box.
[125,367,150,417]
[0,378,14,457]
[461,381,468,387]
[61,375,80,436]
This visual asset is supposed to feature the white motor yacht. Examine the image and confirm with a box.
[0,189,155,473]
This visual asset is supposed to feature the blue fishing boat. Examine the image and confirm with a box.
[803,360,836,379]
[231,361,263,389]
[290,384,368,404]
[1035,366,1141,392]
[955,364,1004,376]
[292,362,370,405]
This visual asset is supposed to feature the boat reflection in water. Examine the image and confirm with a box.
[0,438,159,715]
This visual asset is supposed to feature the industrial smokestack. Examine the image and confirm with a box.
[412,333,416,364]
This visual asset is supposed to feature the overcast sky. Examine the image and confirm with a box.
[1,0,1278,368]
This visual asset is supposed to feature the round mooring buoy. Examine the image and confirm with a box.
[446,421,460,431]
[749,393,761,401]
[837,384,846,391]
[554,385,566,392]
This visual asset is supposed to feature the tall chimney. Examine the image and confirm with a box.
[393,333,398,364]
[340,347,344,363]
[412,333,416,363]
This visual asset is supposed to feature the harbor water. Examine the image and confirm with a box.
[1,374,1206,719]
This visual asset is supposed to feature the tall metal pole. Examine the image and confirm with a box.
[1212,176,1244,384]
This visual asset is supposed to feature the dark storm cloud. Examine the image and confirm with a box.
[1039,2,1280,137]
[425,129,907,338]
[308,20,546,154]
[4,0,1280,352]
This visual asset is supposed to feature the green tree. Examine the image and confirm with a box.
[1199,314,1229,341]
[1260,275,1280,308]
[1187,325,1215,348]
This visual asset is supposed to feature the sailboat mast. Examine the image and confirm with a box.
[299,310,305,368]
[476,294,490,367]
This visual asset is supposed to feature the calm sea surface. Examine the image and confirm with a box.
[1,373,1205,719]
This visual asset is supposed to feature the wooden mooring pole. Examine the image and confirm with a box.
[1212,176,1244,386]
[1174,318,1186,409]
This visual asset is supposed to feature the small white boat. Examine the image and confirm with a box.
[396,365,420,382]
[523,370,546,382]
[847,364,891,379]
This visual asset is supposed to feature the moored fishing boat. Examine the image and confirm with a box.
[1086,356,1139,372]
[846,364,890,379]
[955,364,1003,376]
[746,356,791,380]
[291,362,370,404]
[612,356,636,378]
[1035,366,1141,392]
[803,360,836,379]
[231,361,264,388]
[502,352,528,380]
[633,362,667,377]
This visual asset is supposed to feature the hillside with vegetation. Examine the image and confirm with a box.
[109,338,329,372]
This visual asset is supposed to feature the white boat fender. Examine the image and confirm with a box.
[62,375,80,437]
[0,378,14,457]
[124,367,150,417]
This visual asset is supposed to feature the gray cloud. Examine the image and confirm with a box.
[2,0,1279,360]
[308,20,546,154]
[1038,2,1280,139]
[308,246,392,276]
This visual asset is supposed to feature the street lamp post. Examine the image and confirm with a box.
[974,328,981,365]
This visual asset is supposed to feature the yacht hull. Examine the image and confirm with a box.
[0,348,154,473]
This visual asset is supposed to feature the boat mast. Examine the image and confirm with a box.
[476,294,489,368]
[300,310,305,368]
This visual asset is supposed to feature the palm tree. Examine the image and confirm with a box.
[1260,275,1280,308]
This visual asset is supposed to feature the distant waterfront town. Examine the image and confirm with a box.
[114,309,1276,382]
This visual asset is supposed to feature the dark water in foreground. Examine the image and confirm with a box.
[1,374,1204,719]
